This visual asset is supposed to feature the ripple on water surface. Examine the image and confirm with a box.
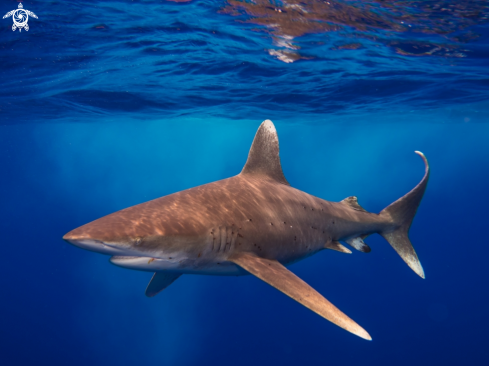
[0,0,488,123]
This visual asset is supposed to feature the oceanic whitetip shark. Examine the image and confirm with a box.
[64,120,429,340]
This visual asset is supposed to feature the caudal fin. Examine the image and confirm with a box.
[379,152,429,279]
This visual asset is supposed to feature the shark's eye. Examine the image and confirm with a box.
[134,237,142,245]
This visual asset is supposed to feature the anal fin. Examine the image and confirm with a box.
[145,272,181,297]
[229,252,371,340]
[325,240,352,254]
[345,237,371,253]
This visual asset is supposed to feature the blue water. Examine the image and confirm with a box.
[1,1,489,365]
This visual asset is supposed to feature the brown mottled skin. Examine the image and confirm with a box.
[64,120,429,340]
[67,174,386,273]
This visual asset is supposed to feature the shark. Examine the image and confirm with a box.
[63,120,429,340]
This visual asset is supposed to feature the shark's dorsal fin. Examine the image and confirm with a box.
[229,251,371,340]
[241,120,290,185]
[145,272,181,297]
[341,196,367,212]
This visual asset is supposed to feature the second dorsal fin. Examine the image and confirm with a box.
[241,120,290,185]
[341,196,367,212]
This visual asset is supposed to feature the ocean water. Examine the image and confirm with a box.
[1,1,489,365]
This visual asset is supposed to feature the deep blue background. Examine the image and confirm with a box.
[1,1,489,365]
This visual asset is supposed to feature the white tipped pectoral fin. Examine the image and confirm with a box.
[412,259,424,279]
[145,272,181,297]
[229,252,371,340]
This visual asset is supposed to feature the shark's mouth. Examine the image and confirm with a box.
[110,256,155,270]
[111,256,141,261]
[109,255,177,272]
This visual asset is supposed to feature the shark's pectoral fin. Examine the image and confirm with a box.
[345,237,371,253]
[229,252,371,340]
[145,272,181,297]
[325,240,352,254]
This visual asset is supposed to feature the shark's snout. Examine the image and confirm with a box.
[63,232,95,243]
[63,231,126,255]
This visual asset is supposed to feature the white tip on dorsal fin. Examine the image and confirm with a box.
[241,120,290,185]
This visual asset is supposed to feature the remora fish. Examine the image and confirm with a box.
[64,120,429,340]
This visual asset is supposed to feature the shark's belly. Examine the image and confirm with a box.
[110,255,249,275]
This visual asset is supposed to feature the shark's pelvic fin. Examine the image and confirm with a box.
[145,272,181,297]
[240,120,290,186]
[340,196,367,212]
[345,237,371,253]
[379,151,430,279]
[325,240,352,254]
[229,252,371,340]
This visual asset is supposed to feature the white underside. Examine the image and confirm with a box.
[68,238,246,275]
[109,256,245,275]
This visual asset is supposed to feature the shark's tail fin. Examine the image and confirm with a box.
[379,152,430,279]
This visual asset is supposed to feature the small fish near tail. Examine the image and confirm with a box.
[379,151,430,279]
